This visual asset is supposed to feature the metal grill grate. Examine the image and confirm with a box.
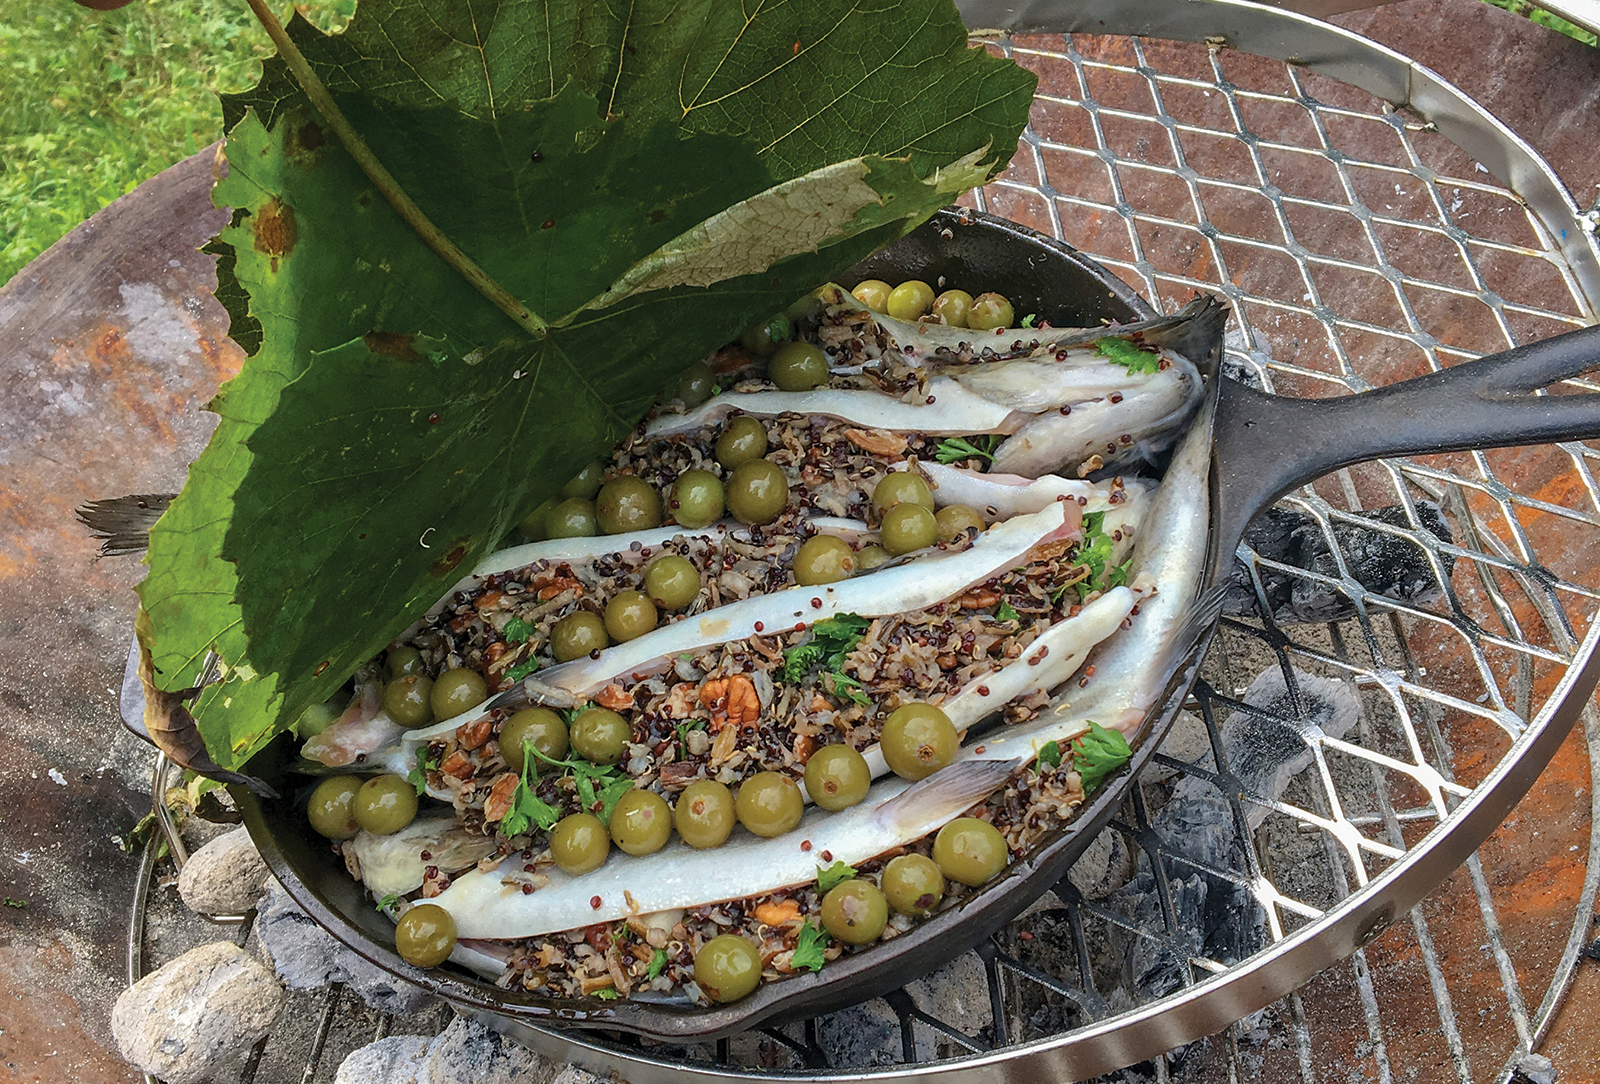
[128,11,1600,1084]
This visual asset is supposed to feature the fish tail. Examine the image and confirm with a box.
[1141,296,1230,379]
[878,757,1025,836]
[75,493,175,557]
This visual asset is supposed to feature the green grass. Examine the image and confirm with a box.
[1483,0,1599,45]
[0,0,350,288]
[0,0,1591,288]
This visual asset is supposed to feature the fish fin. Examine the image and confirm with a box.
[75,493,175,557]
[877,757,1025,836]
[132,608,280,799]
[481,676,574,715]
[1139,296,1230,381]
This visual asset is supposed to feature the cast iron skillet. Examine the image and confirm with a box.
[234,206,1600,1042]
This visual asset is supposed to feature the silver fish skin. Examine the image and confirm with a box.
[423,588,1137,940]
[410,501,1082,738]
[919,462,1152,523]
[644,296,1223,479]
[404,516,870,636]
[989,368,1197,478]
[425,396,1215,939]
[970,390,1216,762]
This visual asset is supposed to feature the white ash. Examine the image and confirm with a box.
[176,826,269,915]
[112,940,284,1084]
[421,1016,559,1084]
[334,1035,430,1084]
[255,877,438,1015]
[333,1016,561,1084]
[816,950,992,1065]
[1104,666,1360,1037]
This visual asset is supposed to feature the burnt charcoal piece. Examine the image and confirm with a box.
[1225,501,1454,624]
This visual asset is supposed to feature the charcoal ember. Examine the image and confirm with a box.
[1107,668,1360,1006]
[334,1019,566,1084]
[1226,501,1453,624]
[255,878,438,1015]
[420,1017,559,1084]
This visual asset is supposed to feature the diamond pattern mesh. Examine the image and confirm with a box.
[130,29,1600,1084]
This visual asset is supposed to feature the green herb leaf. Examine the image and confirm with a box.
[996,600,1020,623]
[674,717,706,750]
[500,740,561,837]
[647,949,669,980]
[595,776,637,825]
[503,617,534,644]
[375,893,401,912]
[1072,720,1132,794]
[1094,336,1161,374]
[504,656,540,684]
[933,435,998,464]
[407,744,438,796]
[595,988,619,1000]
[137,0,1036,771]
[792,920,830,973]
[1021,313,1038,328]
[823,669,872,706]
[1067,510,1119,604]
[1036,740,1063,769]
[3,897,26,909]
[816,860,858,893]
[782,613,870,685]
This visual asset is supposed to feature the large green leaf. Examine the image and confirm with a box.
[138,0,1035,769]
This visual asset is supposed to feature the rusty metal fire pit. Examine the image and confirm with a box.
[109,1,1600,1081]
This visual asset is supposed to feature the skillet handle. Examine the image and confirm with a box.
[1207,322,1600,588]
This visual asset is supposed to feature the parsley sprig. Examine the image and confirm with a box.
[816,859,858,892]
[933,435,999,464]
[1073,720,1132,793]
[503,616,534,643]
[1094,336,1161,374]
[782,614,871,704]
[1054,511,1133,604]
[503,655,541,683]
[526,744,636,825]
[407,744,439,796]
[1035,740,1063,769]
[647,949,670,980]
[498,740,562,838]
[792,920,830,972]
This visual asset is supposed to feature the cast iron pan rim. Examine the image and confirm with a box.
[238,208,1200,1041]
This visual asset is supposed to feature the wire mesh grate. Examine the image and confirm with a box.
[128,21,1600,1084]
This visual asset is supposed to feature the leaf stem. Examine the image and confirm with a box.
[241,0,547,337]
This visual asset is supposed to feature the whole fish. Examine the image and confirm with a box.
[647,295,1224,478]
[423,398,1214,939]
[444,499,1082,720]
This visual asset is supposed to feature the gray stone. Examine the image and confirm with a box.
[255,877,439,1015]
[333,1034,430,1084]
[176,826,269,915]
[550,1067,605,1084]
[421,1017,561,1084]
[111,940,284,1084]
[1515,1052,1557,1084]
